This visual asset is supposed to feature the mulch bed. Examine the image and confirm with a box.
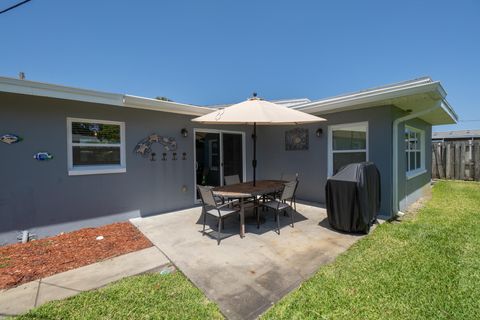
[0,222,152,290]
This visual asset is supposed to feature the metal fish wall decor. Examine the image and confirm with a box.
[0,133,22,144]
[134,134,177,157]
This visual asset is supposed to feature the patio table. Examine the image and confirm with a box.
[213,180,285,238]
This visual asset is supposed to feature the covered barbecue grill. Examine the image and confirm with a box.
[325,162,381,233]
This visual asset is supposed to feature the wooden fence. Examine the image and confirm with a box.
[432,141,480,181]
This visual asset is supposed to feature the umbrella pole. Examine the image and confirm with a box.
[252,122,257,186]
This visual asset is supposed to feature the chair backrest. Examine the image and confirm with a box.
[197,185,217,207]
[224,174,240,186]
[280,181,298,201]
[280,172,299,182]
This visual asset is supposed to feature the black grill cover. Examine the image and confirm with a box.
[325,162,381,234]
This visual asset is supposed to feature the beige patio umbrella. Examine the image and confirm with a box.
[192,94,326,185]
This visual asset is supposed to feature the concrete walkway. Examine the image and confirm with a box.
[132,201,375,320]
[0,246,169,318]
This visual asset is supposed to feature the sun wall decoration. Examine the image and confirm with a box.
[285,128,309,151]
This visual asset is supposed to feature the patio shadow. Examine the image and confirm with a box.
[196,207,308,241]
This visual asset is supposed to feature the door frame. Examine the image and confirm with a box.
[193,128,246,203]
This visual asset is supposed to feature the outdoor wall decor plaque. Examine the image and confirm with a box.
[135,134,177,158]
[1,133,22,144]
[285,128,309,151]
[33,152,53,161]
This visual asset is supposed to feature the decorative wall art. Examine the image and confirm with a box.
[285,128,309,151]
[134,134,177,158]
[33,152,53,161]
[1,133,22,144]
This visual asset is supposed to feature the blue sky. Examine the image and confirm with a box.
[1,0,479,131]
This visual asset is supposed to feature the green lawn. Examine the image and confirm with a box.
[16,271,223,320]
[263,180,480,319]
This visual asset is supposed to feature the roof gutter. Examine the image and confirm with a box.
[294,81,458,123]
[295,79,436,112]
[392,102,441,216]
[123,95,213,116]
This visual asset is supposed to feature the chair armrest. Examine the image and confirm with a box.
[217,202,234,209]
[263,194,278,202]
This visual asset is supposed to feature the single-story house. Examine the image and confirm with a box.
[432,129,480,142]
[0,76,457,244]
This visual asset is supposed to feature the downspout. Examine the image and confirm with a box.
[392,103,441,216]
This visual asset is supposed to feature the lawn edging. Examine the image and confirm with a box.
[0,246,169,317]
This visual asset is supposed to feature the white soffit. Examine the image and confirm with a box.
[0,76,124,106]
[123,95,213,116]
[0,76,458,123]
[0,76,211,116]
[295,78,457,125]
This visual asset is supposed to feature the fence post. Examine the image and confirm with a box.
[475,142,480,181]
[446,143,454,179]
[454,143,461,179]
[465,142,472,180]
[438,143,445,179]
[459,142,465,180]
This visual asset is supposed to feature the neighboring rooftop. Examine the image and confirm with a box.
[206,98,311,109]
[433,130,480,140]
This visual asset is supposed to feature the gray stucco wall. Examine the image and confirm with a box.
[0,92,253,244]
[0,91,435,244]
[256,105,397,218]
[397,116,432,210]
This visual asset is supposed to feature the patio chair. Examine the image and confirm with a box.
[197,185,240,245]
[224,174,241,185]
[280,172,299,182]
[280,172,299,211]
[261,180,298,235]
[260,173,298,215]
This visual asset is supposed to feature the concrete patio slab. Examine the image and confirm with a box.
[0,280,40,317]
[0,246,170,318]
[131,201,374,320]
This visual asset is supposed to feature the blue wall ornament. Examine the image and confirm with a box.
[33,152,53,161]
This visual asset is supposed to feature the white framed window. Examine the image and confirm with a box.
[405,126,425,179]
[328,121,368,176]
[67,118,126,176]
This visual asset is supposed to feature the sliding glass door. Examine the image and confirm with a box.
[222,133,244,181]
[195,131,221,188]
[195,130,245,200]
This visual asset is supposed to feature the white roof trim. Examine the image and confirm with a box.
[0,76,458,122]
[439,99,458,124]
[0,76,212,116]
[0,76,124,106]
[123,95,213,116]
[295,79,437,111]
[294,77,458,124]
